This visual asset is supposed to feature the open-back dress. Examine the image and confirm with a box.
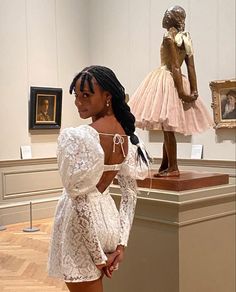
[48,124,148,282]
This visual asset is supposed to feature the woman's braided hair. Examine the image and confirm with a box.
[69,65,149,165]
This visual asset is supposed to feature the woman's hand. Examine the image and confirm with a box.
[96,250,120,275]
[104,245,125,278]
[101,245,125,279]
[112,245,125,269]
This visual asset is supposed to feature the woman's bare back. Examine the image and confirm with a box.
[91,115,128,193]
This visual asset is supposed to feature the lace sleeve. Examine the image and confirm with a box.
[57,126,107,265]
[57,126,104,196]
[116,135,150,246]
[117,174,137,246]
[74,195,107,265]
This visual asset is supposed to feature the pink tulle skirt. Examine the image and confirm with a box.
[129,66,213,135]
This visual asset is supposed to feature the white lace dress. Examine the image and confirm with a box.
[48,125,148,282]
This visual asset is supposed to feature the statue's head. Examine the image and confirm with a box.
[162,5,186,31]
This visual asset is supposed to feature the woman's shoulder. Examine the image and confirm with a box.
[60,124,98,136]
[58,125,100,147]
[90,116,126,136]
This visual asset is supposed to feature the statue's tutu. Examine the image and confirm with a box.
[129,66,213,135]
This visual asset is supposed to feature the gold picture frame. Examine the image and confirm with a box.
[209,79,236,129]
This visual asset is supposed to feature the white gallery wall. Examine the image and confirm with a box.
[0,0,235,161]
[0,0,88,160]
[88,0,236,160]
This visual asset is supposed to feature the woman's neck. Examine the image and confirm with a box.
[92,112,114,122]
[91,114,125,136]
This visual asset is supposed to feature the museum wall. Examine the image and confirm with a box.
[0,0,88,160]
[0,0,235,227]
[88,0,236,161]
[0,0,235,162]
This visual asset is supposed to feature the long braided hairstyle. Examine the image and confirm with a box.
[69,65,150,165]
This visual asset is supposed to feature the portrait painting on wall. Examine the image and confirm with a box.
[36,94,56,123]
[29,87,62,130]
[210,79,236,128]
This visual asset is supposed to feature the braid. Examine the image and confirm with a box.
[69,65,150,165]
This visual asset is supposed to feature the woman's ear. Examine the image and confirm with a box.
[104,91,112,101]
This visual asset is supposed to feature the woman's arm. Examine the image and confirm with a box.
[74,195,108,267]
[102,173,137,276]
[117,173,137,247]
[57,128,108,267]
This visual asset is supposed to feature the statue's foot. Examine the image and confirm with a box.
[158,168,168,174]
[154,170,180,177]
[165,170,180,177]
[153,170,167,177]
[153,168,167,177]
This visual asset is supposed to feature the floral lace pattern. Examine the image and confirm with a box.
[48,125,148,282]
[74,194,108,265]
[117,174,137,246]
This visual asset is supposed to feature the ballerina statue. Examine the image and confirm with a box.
[129,5,213,177]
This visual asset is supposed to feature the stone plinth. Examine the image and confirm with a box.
[105,178,235,292]
[114,171,229,191]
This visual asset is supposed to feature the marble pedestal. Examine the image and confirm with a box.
[106,173,235,292]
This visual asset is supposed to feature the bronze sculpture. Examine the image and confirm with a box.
[129,5,213,177]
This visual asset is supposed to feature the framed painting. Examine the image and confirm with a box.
[29,86,62,130]
[209,79,236,128]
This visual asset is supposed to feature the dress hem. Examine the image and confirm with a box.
[48,272,102,283]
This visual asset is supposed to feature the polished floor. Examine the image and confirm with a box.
[0,218,67,291]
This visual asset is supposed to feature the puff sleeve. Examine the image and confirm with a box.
[57,126,104,197]
[57,126,107,265]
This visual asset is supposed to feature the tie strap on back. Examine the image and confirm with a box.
[113,134,126,158]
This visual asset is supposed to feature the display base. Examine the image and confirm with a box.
[114,171,229,191]
[108,178,235,292]
[139,171,229,191]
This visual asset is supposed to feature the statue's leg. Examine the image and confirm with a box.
[155,131,180,177]
[165,131,179,176]
[154,131,169,177]
[158,142,168,173]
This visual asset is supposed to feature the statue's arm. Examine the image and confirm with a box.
[185,54,198,98]
[163,36,185,97]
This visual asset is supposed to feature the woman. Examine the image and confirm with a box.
[48,65,149,292]
[129,5,213,177]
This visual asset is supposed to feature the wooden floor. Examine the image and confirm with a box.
[0,218,67,291]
